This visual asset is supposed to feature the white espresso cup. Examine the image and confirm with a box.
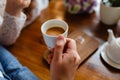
[41,19,68,49]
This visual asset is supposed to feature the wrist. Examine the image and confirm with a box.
[6,8,22,17]
[6,3,23,17]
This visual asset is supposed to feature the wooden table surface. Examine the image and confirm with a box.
[7,0,120,80]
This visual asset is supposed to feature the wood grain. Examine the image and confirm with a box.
[7,0,120,80]
[68,30,99,65]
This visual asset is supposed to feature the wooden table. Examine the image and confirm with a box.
[7,0,120,80]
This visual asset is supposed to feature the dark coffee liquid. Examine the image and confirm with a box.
[46,27,65,36]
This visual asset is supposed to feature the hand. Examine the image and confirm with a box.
[50,36,81,80]
[6,0,31,17]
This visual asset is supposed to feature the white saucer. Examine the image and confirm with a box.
[100,42,120,69]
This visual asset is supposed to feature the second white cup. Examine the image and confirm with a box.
[100,3,120,25]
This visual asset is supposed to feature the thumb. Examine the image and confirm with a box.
[54,35,66,61]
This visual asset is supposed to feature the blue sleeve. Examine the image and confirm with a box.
[0,45,39,80]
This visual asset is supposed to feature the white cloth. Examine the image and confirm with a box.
[0,0,6,28]
[0,0,6,17]
[0,16,3,26]
[0,71,4,78]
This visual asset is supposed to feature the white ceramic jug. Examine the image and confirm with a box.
[107,29,120,64]
[100,3,120,25]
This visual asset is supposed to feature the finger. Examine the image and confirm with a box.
[54,35,66,61]
[47,54,53,64]
[66,38,77,50]
[47,59,52,64]
[50,48,54,53]
[48,53,54,59]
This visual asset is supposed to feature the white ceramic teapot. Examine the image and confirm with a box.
[106,29,120,64]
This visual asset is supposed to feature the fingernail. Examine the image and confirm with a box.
[56,35,66,46]
[57,35,64,41]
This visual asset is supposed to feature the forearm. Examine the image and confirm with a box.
[0,12,26,46]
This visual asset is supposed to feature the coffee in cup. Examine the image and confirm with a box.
[41,19,68,49]
[46,26,65,36]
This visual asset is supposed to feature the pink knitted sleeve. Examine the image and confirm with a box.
[0,12,26,45]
